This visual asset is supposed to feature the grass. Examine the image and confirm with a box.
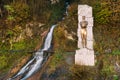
[48,49,64,73]
[0,35,41,75]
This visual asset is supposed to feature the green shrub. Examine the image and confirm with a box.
[93,2,112,24]
[69,65,95,80]
[13,41,26,50]
[100,65,114,76]
[48,49,64,73]
[0,55,8,70]
[4,2,30,24]
[113,75,119,80]
[48,3,65,24]
[112,50,120,55]
[54,26,66,48]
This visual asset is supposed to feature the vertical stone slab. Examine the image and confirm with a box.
[75,5,94,66]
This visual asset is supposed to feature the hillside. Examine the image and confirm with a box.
[41,0,120,80]
[0,0,120,80]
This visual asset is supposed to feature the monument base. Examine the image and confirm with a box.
[75,48,94,66]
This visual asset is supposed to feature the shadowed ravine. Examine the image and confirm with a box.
[8,1,70,80]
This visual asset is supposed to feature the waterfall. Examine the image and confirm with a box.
[65,2,69,16]
[8,1,70,80]
[9,25,56,80]
[42,25,56,51]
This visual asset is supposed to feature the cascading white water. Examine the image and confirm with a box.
[9,25,56,80]
[62,1,69,20]
[21,25,56,80]
[65,2,69,16]
[9,1,70,80]
[42,25,56,51]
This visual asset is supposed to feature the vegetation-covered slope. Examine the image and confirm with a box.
[0,0,120,80]
[0,0,65,77]
[41,0,120,80]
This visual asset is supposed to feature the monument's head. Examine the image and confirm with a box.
[82,16,86,20]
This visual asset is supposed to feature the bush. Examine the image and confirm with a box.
[93,2,112,24]
[112,50,120,55]
[69,65,96,80]
[100,65,114,76]
[48,49,64,74]
[0,55,8,70]
[113,75,119,80]
[54,25,66,48]
[4,2,30,24]
[48,3,65,24]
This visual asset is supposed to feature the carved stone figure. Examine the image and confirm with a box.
[75,5,94,66]
[80,16,88,48]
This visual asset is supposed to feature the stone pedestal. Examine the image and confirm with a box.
[75,5,95,66]
[75,48,94,66]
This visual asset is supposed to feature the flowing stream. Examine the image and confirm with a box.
[9,1,69,80]
[10,25,56,80]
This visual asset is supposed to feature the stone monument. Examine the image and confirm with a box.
[75,5,94,66]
